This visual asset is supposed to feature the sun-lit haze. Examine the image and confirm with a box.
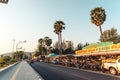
[0,0,120,54]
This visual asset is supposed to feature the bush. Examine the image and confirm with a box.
[0,61,5,67]
[10,59,17,63]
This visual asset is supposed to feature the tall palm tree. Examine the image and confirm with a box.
[54,21,65,55]
[90,7,106,42]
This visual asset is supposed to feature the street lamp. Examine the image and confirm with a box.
[12,39,15,53]
[16,40,27,52]
[0,0,8,4]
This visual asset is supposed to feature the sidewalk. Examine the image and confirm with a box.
[11,60,44,80]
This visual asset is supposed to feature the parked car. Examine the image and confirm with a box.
[102,58,120,75]
[30,59,34,64]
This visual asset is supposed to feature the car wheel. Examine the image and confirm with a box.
[110,68,117,75]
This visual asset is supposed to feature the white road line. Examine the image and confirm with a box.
[10,63,21,80]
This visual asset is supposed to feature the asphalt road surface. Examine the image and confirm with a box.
[31,62,120,80]
[0,63,19,80]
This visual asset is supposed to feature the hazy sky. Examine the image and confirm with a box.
[0,0,120,54]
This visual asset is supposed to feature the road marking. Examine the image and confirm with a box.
[10,63,21,80]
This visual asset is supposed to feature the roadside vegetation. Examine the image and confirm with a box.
[0,51,28,69]
[0,55,16,68]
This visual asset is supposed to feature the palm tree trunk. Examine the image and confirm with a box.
[59,32,62,55]
[99,26,104,42]
[47,46,50,54]
[58,34,60,52]
[58,32,62,55]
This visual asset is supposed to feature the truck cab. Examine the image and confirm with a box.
[102,58,120,75]
[117,59,120,72]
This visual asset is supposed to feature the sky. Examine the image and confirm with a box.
[0,0,120,54]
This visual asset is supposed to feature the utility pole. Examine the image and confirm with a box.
[12,39,15,53]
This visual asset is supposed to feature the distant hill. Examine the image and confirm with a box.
[0,52,32,58]
[0,52,13,57]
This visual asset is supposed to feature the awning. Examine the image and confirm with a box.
[74,50,120,56]
[47,53,58,57]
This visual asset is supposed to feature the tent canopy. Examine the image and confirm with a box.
[48,53,58,57]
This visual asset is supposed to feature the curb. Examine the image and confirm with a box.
[0,62,18,72]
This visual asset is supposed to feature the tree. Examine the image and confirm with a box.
[13,51,24,61]
[0,57,4,67]
[116,35,120,43]
[37,44,43,54]
[100,27,120,43]
[75,43,83,50]
[38,38,44,45]
[83,42,90,47]
[3,56,11,63]
[44,36,51,46]
[37,37,52,55]
[54,21,65,55]
[90,7,106,41]
[38,38,45,55]
[34,52,41,57]
[44,36,52,54]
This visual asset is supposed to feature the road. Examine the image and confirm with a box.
[31,62,120,80]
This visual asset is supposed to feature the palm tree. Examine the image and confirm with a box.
[90,7,106,42]
[44,36,52,54]
[38,38,44,55]
[38,38,44,45]
[54,21,65,55]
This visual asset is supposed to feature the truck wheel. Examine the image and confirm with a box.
[110,68,117,75]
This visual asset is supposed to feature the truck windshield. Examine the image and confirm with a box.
[118,59,120,63]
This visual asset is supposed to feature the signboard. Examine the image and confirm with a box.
[76,43,120,55]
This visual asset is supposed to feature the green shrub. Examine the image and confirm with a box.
[0,61,5,67]
[10,59,17,63]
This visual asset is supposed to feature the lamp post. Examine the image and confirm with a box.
[12,39,15,53]
[16,40,27,52]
